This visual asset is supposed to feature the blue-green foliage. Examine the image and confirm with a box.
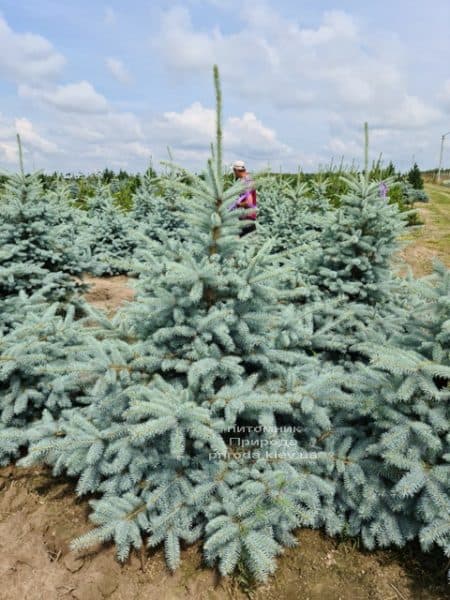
[303,175,408,305]
[273,175,416,376]
[45,177,92,265]
[322,259,450,560]
[83,184,138,275]
[402,181,429,204]
[20,191,343,579]
[0,172,87,333]
[129,170,159,223]
[13,68,347,582]
[0,296,115,466]
[258,175,333,254]
[130,165,187,244]
[389,180,429,206]
[1,68,449,584]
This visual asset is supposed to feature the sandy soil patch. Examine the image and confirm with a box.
[0,465,447,600]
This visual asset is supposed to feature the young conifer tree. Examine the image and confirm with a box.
[258,176,331,254]
[45,176,91,274]
[407,162,424,190]
[314,258,450,562]
[20,66,346,582]
[275,172,417,373]
[0,153,114,463]
[83,183,138,275]
[130,168,159,223]
[0,301,103,465]
[304,175,409,306]
[0,169,86,333]
[130,163,186,243]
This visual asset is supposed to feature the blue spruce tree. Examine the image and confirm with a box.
[0,170,87,333]
[4,68,448,586]
[347,259,450,560]
[19,66,345,582]
[303,258,450,569]
[83,183,138,275]
[130,163,187,245]
[0,301,103,465]
[278,174,418,370]
[258,175,330,254]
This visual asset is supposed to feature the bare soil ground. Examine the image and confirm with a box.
[2,188,449,599]
[82,274,135,314]
[1,465,447,600]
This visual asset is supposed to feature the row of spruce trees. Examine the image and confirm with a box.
[0,67,449,583]
[0,131,427,280]
[15,148,425,213]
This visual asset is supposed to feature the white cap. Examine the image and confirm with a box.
[232,160,246,171]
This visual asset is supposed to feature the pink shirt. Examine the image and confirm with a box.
[236,174,257,220]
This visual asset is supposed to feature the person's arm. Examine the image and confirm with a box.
[237,190,250,207]
[241,188,256,208]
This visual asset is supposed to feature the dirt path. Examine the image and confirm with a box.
[396,184,450,276]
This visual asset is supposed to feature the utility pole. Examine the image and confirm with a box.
[437,131,450,183]
[364,122,369,181]
[16,133,24,175]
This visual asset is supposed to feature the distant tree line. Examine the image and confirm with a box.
[0,160,427,215]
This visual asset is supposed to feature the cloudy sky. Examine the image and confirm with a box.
[1,0,449,174]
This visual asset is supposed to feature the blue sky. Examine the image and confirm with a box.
[0,0,449,173]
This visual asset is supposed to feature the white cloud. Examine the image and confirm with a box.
[15,117,58,154]
[0,114,15,140]
[153,102,290,161]
[83,140,151,161]
[18,81,110,114]
[105,57,133,85]
[326,137,362,159]
[154,6,370,112]
[154,3,439,130]
[0,114,18,165]
[59,111,145,143]
[0,114,58,168]
[0,140,18,165]
[157,102,215,144]
[297,11,358,46]
[324,119,439,172]
[155,7,214,72]
[225,112,290,157]
[438,80,450,113]
[0,14,65,84]
[0,107,153,172]
[1,4,447,173]
[28,109,152,171]
[380,96,441,130]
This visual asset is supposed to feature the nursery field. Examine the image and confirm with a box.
[0,188,449,600]
[80,182,450,315]
[1,71,449,600]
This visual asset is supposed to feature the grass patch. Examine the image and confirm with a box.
[396,183,450,275]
